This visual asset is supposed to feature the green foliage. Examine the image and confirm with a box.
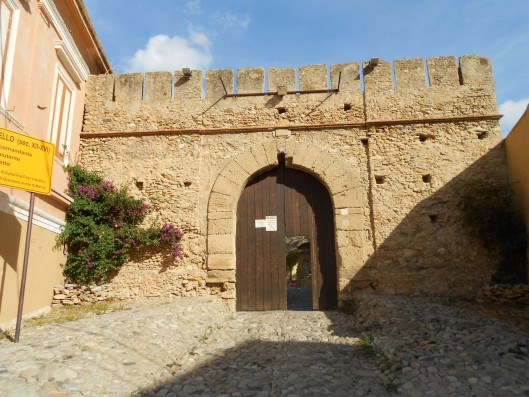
[361,334,374,346]
[0,329,12,340]
[24,302,129,327]
[461,180,527,283]
[57,165,183,284]
[357,334,376,357]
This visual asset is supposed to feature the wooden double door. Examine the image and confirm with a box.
[236,163,337,311]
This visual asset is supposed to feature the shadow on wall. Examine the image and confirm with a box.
[348,141,525,299]
[0,191,23,320]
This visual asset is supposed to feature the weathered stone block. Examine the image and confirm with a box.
[212,175,240,197]
[174,70,202,99]
[331,62,360,91]
[114,73,143,102]
[290,143,321,171]
[352,267,375,281]
[336,230,364,248]
[333,188,364,208]
[312,156,346,185]
[334,207,353,216]
[299,64,328,91]
[394,58,426,89]
[363,60,393,91]
[250,142,271,169]
[262,140,279,165]
[206,69,234,100]
[144,72,172,103]
[337,245,365,266]
[89,74,114,101]
[274,129,291,138]
[207,270,236,283]
[237,68,265,94]
[220,160,250,187]
[427,56,459,87]
[336,215,363,231]
[327,172,359,195]
[459,55,494,87]
[208,254,236,270]
[208,217,235,235]
[208,211,234,220]
[284,140,302,162]
[338,278,353,293]
[275,137,288,155]
[208,234,234,255]
[234,150,261,175]
[208,192,234,212]
[268,67,296,93]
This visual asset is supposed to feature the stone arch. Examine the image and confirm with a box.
[206,138,366,308]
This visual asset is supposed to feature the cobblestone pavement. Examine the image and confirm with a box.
[1,294,529,396]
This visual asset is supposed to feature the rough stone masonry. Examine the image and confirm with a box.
[79,55,507,309]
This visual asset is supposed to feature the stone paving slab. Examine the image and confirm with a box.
[1,294,529,396]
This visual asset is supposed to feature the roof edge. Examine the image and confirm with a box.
[72,0,113,74]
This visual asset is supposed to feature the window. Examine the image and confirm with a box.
[0,0,19,109]
[49,66,75,162]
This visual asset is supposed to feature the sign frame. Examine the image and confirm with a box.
[0,127,55,195]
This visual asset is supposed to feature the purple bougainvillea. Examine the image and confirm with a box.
[58,165,184,284]
[78,185,100,199]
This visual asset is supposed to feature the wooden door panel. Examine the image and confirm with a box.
[254,174,264,310]
[236,169,285,310]
[282,167,337,310]
[313,183,337,309]
[236,164,336,311]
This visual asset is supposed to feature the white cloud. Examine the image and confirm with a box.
[124,29,212,72]
[215,12,250,30]
[185,0,201,14]
[499,98,529,136]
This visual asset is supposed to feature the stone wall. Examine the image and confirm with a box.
[52,284,114,306]
[505,106,529,280]
[79,55,506,307]
[477,284,529,305]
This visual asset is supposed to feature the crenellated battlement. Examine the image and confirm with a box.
[92,55,494,102]
[83,55,499,133]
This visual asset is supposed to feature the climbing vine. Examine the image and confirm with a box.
[57,165,183,284]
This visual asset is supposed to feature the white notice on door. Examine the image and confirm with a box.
[255,219,266,228]
[265,216,277,231]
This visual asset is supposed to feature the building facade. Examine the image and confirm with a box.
[0,0,109,324]
[79,56,508,310]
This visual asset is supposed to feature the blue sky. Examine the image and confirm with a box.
[85,0,529,135]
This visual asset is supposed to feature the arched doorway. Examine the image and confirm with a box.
[236,162,337,311]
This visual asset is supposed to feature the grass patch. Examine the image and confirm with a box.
[166,360,182,372]
[199,326,214,343]
[24,301,129,328]
[357,334,376,358]
[0,329,12,341]
[361,334,374,346]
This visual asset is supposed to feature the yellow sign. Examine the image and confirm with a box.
[0,127,55,195]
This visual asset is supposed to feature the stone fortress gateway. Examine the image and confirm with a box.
[79,55,507,310]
